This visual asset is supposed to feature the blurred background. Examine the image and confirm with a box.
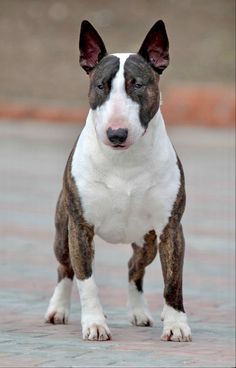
[0,0,235,126]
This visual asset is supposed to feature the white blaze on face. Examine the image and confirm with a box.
[92,53,146,149]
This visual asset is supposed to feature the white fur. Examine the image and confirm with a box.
[161,303,192,342]
[77,275,111,340]
[45,277,73,324]
[128,281,153,326]
[72,106,179,245]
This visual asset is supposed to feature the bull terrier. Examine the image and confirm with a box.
[45,20,192,342]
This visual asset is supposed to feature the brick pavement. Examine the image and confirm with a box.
[0,120,235,367]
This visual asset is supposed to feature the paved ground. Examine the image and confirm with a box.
[0,120,235,367]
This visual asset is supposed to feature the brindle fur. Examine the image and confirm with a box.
[124,54,160,128]
[128,230,158,292]
[53,190,74,282]
[52,142,95,298]
[89,55,120,109]
[159,157,186,312]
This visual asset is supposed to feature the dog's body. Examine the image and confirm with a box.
[45,20,192,342]
[72,105,179,246]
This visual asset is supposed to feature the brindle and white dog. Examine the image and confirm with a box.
[45,20,192,342]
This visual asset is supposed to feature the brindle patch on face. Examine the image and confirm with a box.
[128,230,158,292]
[124,54,160,128]
[89,55,120,109]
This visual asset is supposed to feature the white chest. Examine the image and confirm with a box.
[71,113,180,245]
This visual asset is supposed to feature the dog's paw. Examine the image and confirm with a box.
[82,321,111,341]
[130,309,154,327]
[161,325,192,342]
[45,279,72,324]
[45,305,70,324]
[161,304,192,342]
[128,281,153,327]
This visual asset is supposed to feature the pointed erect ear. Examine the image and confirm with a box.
[138,20,169,74]
[79,20,108,74]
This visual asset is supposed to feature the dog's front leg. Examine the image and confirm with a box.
[128,230,158,327]
[68,218,111,341]
[159,223,192,342]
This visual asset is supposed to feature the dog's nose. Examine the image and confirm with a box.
[106,128,128,144]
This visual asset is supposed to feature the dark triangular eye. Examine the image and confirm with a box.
[134,82,143,89]
[97,83,104,90]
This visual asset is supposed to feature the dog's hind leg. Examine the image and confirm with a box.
[45,190,74,324]
[128,230,158,326]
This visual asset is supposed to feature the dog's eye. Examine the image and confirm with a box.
[97,83,104,90]
[134,82,143,89]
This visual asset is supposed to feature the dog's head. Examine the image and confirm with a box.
[79,20,169,150]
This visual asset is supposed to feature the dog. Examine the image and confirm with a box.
[45,20,192,342]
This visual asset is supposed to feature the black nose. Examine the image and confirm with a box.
[106,128,128,144]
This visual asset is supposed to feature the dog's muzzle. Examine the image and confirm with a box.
[106,127,128,148]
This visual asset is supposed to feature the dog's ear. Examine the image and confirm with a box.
[79,20,107,74]
[138,20,169,74]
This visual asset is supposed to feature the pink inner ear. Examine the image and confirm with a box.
[138,20,169,73]
[148,47,169,69]
[82,47,101,69]
[82,35,102,66]
[79,21,107,72]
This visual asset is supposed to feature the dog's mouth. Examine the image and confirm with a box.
[111,144,130,150]
[114,144,126,149]
[102,138,133,150]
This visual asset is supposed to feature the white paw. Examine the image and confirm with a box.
[128,281,153,327]
[45,278,72,324]
[130,309,154,327]
[77,276,111,341]
[45,304,70,324]
[82,319,111,341]
[161,304,192,342]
